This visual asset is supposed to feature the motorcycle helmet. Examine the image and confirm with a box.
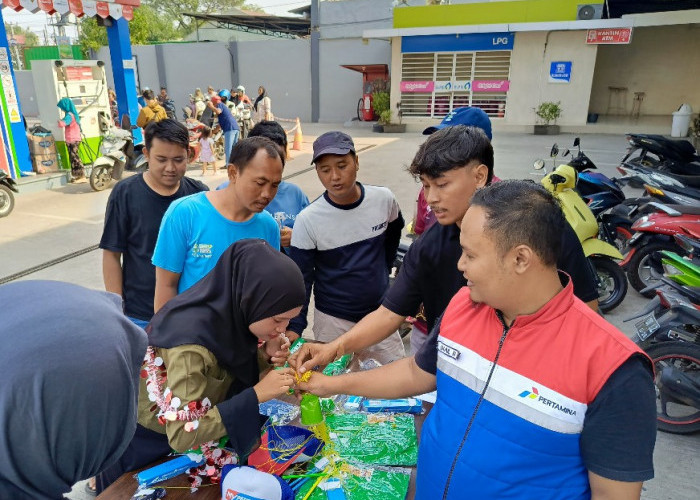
[236,85,245,93]
[211,95,222,105]
[218,89,232,100]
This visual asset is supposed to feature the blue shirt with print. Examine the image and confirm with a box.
[152,192,280,293]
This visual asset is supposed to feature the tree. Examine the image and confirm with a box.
[143,0,258,34]
[4,23,39,46]
[78,5,179,55]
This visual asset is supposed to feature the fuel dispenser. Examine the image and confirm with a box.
[31,59,111,171]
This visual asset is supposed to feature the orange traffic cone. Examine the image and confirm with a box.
[292,118,303,151]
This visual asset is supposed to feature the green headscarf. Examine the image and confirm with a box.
[57,97,81,127]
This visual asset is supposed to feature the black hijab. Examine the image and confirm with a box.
[0,281,147,499]
[147,239,305,387]
[253,86,266,112]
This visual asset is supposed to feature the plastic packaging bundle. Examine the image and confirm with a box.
[259,399,301,425]
[295,465,411,500]
[324,413,418,466]
[322,354,353,376]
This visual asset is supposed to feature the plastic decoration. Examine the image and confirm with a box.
[324,414,418,466]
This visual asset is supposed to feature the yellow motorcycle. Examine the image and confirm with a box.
[534,144,628,312]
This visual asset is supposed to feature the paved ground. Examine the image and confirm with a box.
[1,124,697,499]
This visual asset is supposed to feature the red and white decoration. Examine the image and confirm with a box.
[2,0,139,19]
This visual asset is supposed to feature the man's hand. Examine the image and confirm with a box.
[289,340,342,374]
[297,372,336,398]
[280,226,292,248]
[264,333,291,367]
[253,367,295,403]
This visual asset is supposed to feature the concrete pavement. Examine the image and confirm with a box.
[0,124,697,499]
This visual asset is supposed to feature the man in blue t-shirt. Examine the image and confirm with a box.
[207,90,239,163]
[217,121,309,251]
[152,136,283,312]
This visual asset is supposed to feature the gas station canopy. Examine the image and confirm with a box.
[1,0,140,21]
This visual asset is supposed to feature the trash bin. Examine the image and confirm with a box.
[671,103,693,137]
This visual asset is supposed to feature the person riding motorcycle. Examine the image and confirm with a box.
[233,85,252,107]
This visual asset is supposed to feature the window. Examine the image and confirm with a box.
[400,50,511,118]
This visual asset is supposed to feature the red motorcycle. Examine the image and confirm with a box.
[185,119,205,163]
[622,203,700,296]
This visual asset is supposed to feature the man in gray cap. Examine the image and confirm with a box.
[286,131,406,362]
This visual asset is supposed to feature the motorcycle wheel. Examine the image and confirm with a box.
[0,184,15,218]
[590,256,627,313]
[627,242,679,297]
[357,98,364,121]
[90,165,112,192]
[645,342,700,434]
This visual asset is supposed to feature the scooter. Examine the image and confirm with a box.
[621,204,700,296]
[534,146,628,312]
[236,102,253,139]
[624,234,700,434]
[90,114,146,192]
[0,170,18,218]
[622,133,700,176]
[558,138,633,251]
[185,119,206,163]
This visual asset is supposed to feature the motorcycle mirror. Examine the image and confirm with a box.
[573,137,580,148]
[533,159,546,170]
[550,144,559,157]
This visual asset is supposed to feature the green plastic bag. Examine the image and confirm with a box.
[325,413,418,466]
[295,465,410,500]
[323,353,353,376]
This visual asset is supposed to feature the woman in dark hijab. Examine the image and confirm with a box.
[97,239,305,492]
[0,281,147,499]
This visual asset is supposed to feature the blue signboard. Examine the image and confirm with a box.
[402,33,514,53]
[549,61,572,83]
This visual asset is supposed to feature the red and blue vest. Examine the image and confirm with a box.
[417,282,646,499]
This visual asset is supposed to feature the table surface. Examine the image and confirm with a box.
[98,352,429,500]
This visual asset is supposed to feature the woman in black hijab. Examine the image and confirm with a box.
[97,239,305,492]
[0,281,147,499]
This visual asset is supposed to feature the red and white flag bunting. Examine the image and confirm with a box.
[3,0,138,19]
[19,0,41,13]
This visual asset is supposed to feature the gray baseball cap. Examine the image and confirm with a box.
[312,131,356,164]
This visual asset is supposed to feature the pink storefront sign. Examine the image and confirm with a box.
[400,81,435,93]
[472,80,510,93]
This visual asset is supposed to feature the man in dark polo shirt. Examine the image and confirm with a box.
[291,124,598,374]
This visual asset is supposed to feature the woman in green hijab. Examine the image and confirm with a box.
[57,97,86,182]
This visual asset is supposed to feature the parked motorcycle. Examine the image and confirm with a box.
[236,102,253,139]
[622,133,700,177]
[557,138,632,250]
[211,125,226,161]
[185,119,206,163]
[624,233,700,433]
[534,146,628,312]
[621,204,700,296]
[0,170,18,218]
[90,115,145,192]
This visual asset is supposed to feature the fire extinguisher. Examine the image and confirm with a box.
[362,93,374,121]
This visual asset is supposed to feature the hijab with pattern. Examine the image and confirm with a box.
[0,281,147,499]
[146,239,305,387]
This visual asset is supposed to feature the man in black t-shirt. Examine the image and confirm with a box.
[292,125,598,374]
[100,119,208,327]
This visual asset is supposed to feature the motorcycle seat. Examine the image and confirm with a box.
[661,204,700,216]
[630,134,697,162]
